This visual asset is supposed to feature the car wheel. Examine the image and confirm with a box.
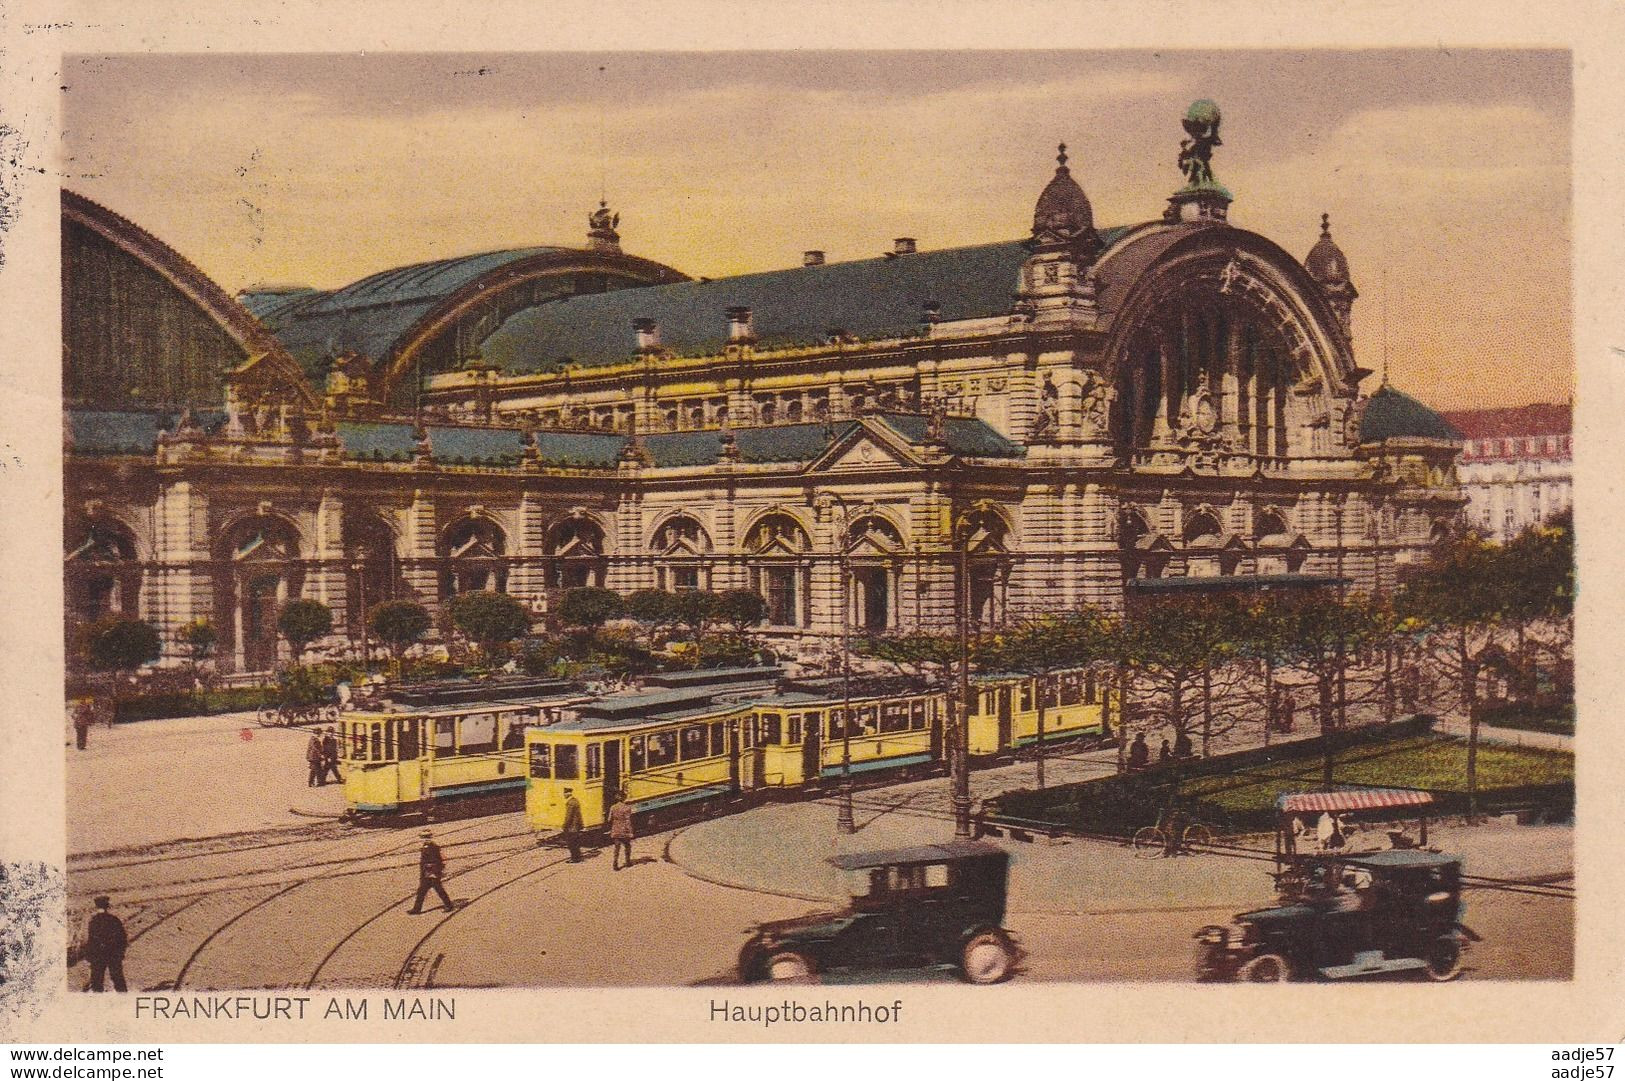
[766,950,816,983]
[1238,952,1291,982]
[1424,936,1463,982]
[961,930,1015,985]
[1132,826,1166,858]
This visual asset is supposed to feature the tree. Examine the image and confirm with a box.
[175,620,217,664]
[851,630,962,689]
[1114,595,1249,760]
[557,586,625,630]
[715,589,768,633]
[625,588,677,646]
[84,617,161,676]
[277,599,333,662]
[449,590,532,660]
[989,607,1114,788]
[1275,591,1388,789]
[368,600,433,671]
[1397,534,1514,815]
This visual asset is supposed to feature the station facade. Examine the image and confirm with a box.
[62,105,1465,673]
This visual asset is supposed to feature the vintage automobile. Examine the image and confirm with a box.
[737,841,1019,984]
[1195,850,1480,982]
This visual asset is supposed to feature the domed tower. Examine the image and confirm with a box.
[1305,212,1358,342]
[1018,143,1103,321]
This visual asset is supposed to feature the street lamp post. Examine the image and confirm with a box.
[953,514,974,839]
[352,545,370,673]
[825,492,857,835]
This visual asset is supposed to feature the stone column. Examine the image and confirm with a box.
[401,490,440,610]
[309,489,347,614]
[509,491,549,607]
[153,479,213,657]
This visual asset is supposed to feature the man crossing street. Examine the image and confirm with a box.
[84,896,128,992]
[408,831,455,914]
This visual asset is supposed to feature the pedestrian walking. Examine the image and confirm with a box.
[321,726,342,785]
[306,730,325,786]
[561,788,584,862]
[72,697,95,751]
[1127,733,1150,771]
[1158,737,1173,764]
[84,896,128,992]
[408,831,455,914]
[607,790,635,870]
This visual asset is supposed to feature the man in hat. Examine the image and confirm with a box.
[306,729,325,786]
[72,697,95,751]
[321,726,342,785]
[607,789,635,870]
[84,896,128,992]
[409,831,454,914]
[561,788,584,862]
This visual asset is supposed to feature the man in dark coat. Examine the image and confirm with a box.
[72,698,95,751]
[408,831,454,914]
[607,790,635,870]
[1127,733,1150,771]
[321,727,342,785]
[561,788,584,862]
[84,896,128,992]
[306,731,325,786]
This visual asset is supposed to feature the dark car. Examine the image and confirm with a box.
[1195,850,1479,982]
[738,841,1019,984]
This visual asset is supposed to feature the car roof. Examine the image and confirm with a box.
[1342,850,1461,869]
[827,841,1007,870]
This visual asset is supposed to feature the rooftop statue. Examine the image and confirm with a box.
[588,201,620,232]
[1177,99,1223,188]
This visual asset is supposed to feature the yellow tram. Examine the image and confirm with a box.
[340,689,589,816]
[966,667,1112,755]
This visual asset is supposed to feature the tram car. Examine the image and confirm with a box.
[339,684,591,817]
[525,668,1115,831]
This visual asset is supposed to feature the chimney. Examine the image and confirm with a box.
[803,250,825,267]
[893,237,917,255]
[632,317,660,353]
[725,306,755,343]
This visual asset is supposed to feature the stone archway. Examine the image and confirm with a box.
[214,514,304,673]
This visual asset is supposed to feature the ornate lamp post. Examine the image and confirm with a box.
[351,544,371,672]
[951,510,985,840]
[825,491,857,835]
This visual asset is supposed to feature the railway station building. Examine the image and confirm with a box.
[62,105,1465,673]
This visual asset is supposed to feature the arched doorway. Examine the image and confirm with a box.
[440,516,507,598]
[744,513,811,627]
[215,514,304,673]
[343,513,400,643]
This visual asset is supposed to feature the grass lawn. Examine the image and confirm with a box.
[1181,736,1574,817]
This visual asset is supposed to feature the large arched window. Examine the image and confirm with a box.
[1253,507,1308,575]
[65,519,141,628]
[440,516,507,598]
[215,514,304,672]
[745,513,811,626]
[652,514,712,592]
[546,517,607,589]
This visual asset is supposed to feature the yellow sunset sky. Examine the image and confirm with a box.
[62,49,1571,411]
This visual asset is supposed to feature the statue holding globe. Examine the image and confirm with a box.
[1177,99,1223,188]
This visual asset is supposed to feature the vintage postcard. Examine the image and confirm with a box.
[1,0,1621,1047]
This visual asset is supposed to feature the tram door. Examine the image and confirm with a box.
[601,739,622,817]
[801,713,821,787]
[996,687,1013,749]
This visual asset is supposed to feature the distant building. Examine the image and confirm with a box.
[1440,402,1572,542]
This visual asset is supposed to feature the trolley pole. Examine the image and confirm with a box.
[953,517,973,840]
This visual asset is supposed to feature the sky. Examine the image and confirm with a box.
[61,49,1572,410]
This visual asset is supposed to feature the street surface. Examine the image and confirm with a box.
[64,712,1573,989]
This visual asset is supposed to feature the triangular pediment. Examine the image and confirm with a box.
[806,419,921,474]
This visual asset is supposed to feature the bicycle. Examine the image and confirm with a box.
[1131,807,1218,858]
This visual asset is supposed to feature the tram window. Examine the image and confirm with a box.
[804,711,821,738]
[501,713,526,750]
[529,743,552,779]
[709,722,726,756]
[1042,680,1059,710]
[910,701,926,730]
[398,719,419,760]
[369,723,382,761]
[350,724,366,758]
[555,744,580,780]
[1085,671,1097,704]
[787,715,802,744]
[827,710,843,741]
[629,736,647,773]
[760,714,782,745]
[586,743,602,780]
[879,702,908,733]
[460,713,498,756]
[679,725,709,761]
[1020,684,1033,712]
[858,706,878,736]
[435,718,456,754]
[647,730,678,768]
[383,722,395,761]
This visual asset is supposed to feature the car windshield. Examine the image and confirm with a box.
[847,862,952,901]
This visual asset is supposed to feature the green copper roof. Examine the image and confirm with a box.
[333,420,419,462]
[877,413,1024,458]
[257,247,564,378]
[1359,385,1462,443]
[480,233,1123,372]
[65,409,227,455]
